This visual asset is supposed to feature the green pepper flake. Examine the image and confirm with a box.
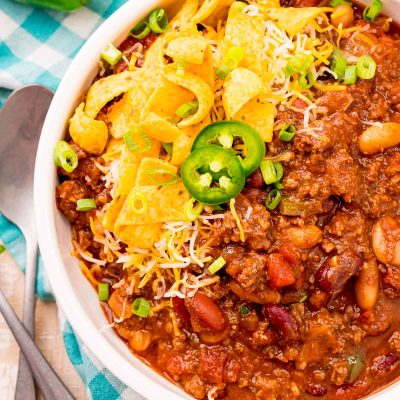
[0,244,5,254]
[239,304,251,317]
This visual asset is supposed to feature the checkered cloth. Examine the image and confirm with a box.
[0,1,146,398]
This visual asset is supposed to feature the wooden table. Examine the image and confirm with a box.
[0,249,86,399]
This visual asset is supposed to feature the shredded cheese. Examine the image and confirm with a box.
[230,199,245,242]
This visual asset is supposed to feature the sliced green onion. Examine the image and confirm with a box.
[185,198,204,221]
[217,131,233,148]
[274,162,283,181]
[131,297,151,318]
[331,49,348,80]
[162,142,173,155]
[149,8,169,34]
[208,256,226,274]
[356,55,377,80]
[131,20,151,40]
[98,283,110,301]
[329,0,352,6]
[101,43,122,66]
[54,140,78,173]
[284,53,314,77]
[363,0,382,22]
[347,352,366,383]
[299,72,315,90]
[239,304,251,317]
[265,189,281,210]
[344,65,357,85]
[0,244,5,254]
[216,46,244,80]
[129,190,148,215]
[145,169,179,186]
[260,160,278,184]
[274,182,284,190]
[123,129,152,153]
[76,198,96,212]
[278,124,296,141]
[232,1,248,10]
[176,100,199,119]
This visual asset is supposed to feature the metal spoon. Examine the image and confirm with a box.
[0,289,74,399]
[0,85,53,399]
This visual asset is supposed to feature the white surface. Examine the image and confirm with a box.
[34,1,400,399]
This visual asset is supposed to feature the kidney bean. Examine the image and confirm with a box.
[305,383,328,397]
[316,252,362,293]
[372,353,399,373]
[172,297,191,325]
[186,292,228,332]
[264,304,299,341]
[246,168,264,188]
[291,98,309,118]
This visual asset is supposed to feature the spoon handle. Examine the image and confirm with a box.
[15,240,37,400]
[0,288,75,400]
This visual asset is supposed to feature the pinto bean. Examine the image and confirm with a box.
[355,259,379,310]
[186,292,228,332]
[316,252,362,293]
[280,225,323,249]
[128,330,152,352]
[372,216,400,265]
[359,122,400,155]
[264,304,299,341]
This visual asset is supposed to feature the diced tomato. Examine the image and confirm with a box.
[266,253,295,289]
[199,346,228,384]
[279,244,300,266]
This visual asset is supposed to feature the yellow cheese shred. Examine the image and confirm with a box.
[230,198,245,242]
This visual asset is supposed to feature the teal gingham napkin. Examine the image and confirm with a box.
[0,1,145,398]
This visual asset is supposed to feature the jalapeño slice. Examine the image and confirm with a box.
[191,121,265,177]
[181,145,245,205]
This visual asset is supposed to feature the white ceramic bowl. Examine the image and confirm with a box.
[34,1,400,399]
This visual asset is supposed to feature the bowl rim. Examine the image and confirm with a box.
[34,0,400,399]
[34,1,188,399]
